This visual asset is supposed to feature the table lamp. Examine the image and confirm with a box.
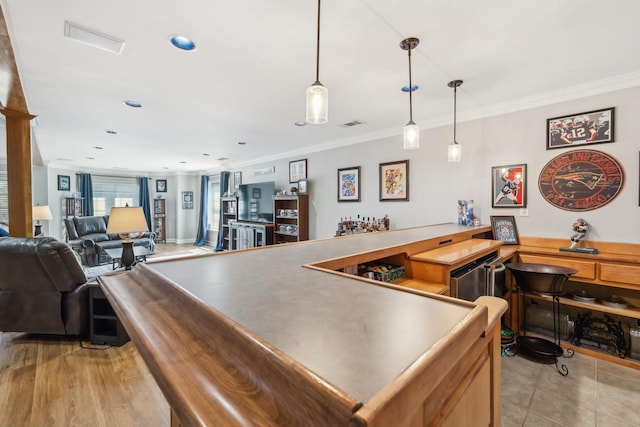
[33,205,53,236]
[106,206,149,270]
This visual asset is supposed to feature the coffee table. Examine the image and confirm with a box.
[104,246,153,270]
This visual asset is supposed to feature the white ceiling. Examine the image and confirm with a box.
[2,0,640,173]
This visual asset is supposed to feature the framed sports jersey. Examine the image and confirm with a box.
[547,107,615,150]
[492,164,527,208]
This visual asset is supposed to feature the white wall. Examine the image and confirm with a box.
[233,87,639,244]
[33,86,640,245]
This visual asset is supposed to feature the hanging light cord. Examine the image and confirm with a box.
[453,83,457,142]
[408,46,413,121]
[314,0,321,83]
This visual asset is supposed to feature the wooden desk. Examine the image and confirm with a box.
[99,223,507,426]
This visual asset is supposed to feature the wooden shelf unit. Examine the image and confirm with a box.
[507,237,640,367]
[153,198,166,243]
[89,284,129,346]
[65,196,83,217]
[273,195,308,244]
[220,196,238,250]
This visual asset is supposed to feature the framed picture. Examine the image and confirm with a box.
[379,160,409,201]
[156,179,167,193]
[57,175,70,191]
[547,107,614,150]
[252,187,261,199]
[289,159,307,183]
[234,171,242,189]
[297,179,308,195]
[182,191,194,209]
[337,166,360,202]
[492,164,527,208]
[490,215,520,245]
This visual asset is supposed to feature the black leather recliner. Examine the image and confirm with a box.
[64,215,155,266]
[0,237,89,336]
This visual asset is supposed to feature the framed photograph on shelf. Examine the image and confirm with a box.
[252,187,261,199]
[492,164,527,208]
[182,191,194,209]
[337,166,360,202]
[490,215,520,245]
[547,107,614,150]
[379,160,409,201]
[57,175,70,191]
[289,159,307,183]
[297,179,308,195]
[156,179,167,193]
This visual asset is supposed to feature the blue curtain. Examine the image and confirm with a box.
[78,173,94,216]
[194,175,209,246]
[215,171,230,252]
[138,177,152,231]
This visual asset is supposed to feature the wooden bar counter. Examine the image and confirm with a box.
[99,223,507,427]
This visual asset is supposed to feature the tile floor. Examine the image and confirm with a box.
[501,350,640,426]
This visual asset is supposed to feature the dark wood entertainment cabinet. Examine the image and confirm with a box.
[88,283,129,346]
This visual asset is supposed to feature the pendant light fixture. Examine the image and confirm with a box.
[400,37,420,149]
[306,0,328,124]
[447,79,463,162]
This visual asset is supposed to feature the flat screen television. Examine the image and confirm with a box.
[237,181,275,223]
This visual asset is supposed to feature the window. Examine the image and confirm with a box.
[207,175,220,231]
[92,176,139,216]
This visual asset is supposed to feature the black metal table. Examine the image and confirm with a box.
[507,262,577,375]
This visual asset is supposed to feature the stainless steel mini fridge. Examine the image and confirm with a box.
[451,253,505,302]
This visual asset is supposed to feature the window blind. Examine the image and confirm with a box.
[92,175,139,216]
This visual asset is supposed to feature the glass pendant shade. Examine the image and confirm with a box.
[306,81,328,124]
[447,79,464,162]
[404,120,419,150]
[448,141,461,162]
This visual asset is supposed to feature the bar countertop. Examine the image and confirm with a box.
[139,223,488,402]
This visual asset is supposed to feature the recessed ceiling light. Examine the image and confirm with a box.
[162,167,169,170]
[294,122,306,127]
[86,157,95,160]
[169,35,197,51]
[401,85,419,92]
[57,158,73,161]
[237,141,246,145]
[179,161,187,164]
[106,130,118,135]
[94,146,104,150]
[216,157,228,161]
[202,153,210,156]
[123,100,142,108]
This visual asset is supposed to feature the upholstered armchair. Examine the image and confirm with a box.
[64,216,155,266]
[0,237,89,336]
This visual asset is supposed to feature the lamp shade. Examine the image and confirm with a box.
[106,207,149,234]
[403,121,419,150]
[306,82,328,124]
[448,142,462,162]
[33,205,53,221]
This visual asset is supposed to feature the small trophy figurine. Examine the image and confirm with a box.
[561,218,598,254]
[569,218,588,248]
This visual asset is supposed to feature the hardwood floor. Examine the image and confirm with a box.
[0,334,169,427]
[0,243,210,427]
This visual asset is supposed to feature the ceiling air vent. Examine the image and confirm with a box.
[341,120,364,128]
[64,22,125,54]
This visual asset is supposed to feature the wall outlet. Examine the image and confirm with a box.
[519,208,529,217]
